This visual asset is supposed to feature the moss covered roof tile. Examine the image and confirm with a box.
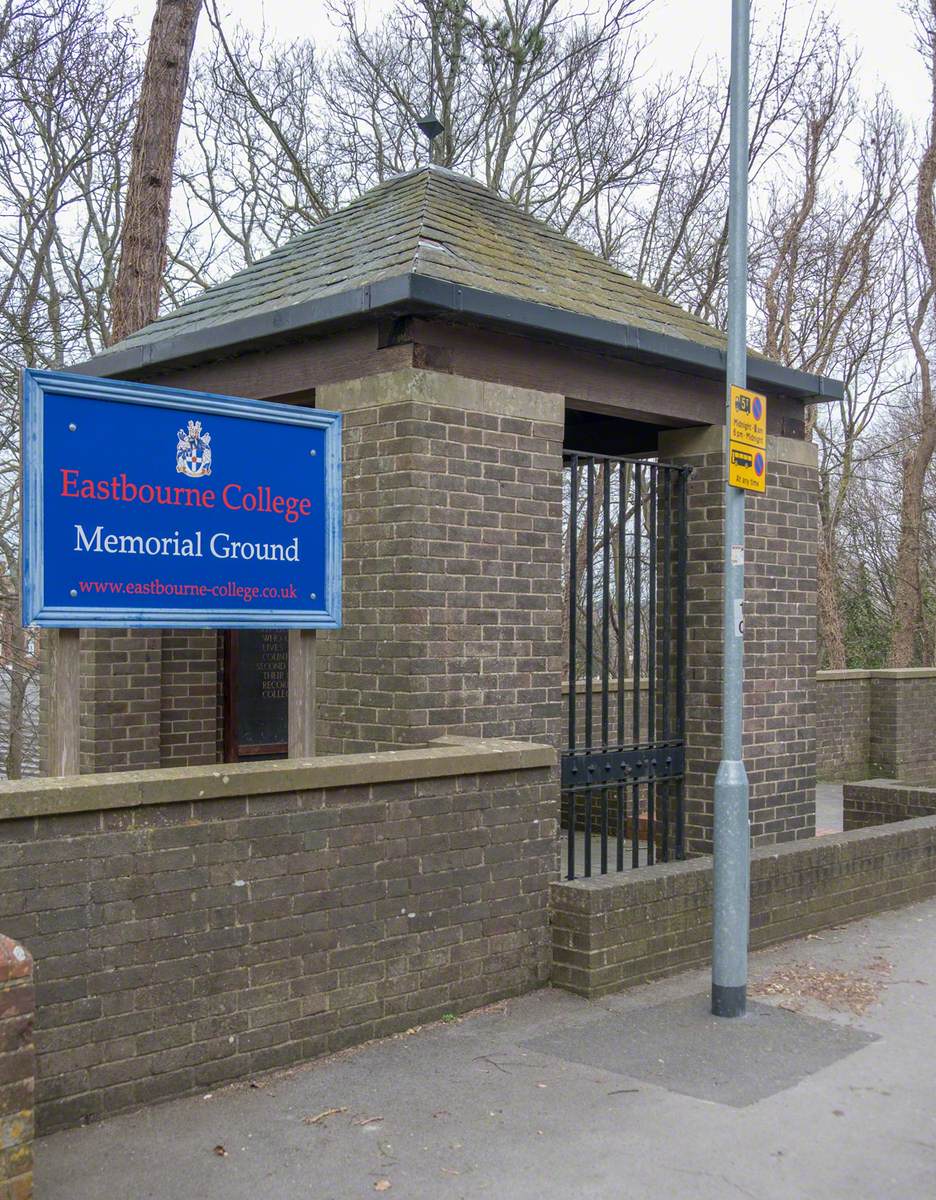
[113,166,730,357]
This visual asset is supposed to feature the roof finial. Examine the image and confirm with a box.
[416,115,445,167]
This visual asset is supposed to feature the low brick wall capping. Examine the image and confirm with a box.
[0,735,556,821]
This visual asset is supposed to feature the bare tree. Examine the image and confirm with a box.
[750,59,906,667]
[0,0,139,774]
[110,0,202,344]
[890,0,936,667]
[186,0,671,269]
[181,10,337,273]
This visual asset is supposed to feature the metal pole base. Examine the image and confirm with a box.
[711,757,750,1018]
[712,983,747,1017]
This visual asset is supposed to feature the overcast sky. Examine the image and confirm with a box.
[108,0,930,126]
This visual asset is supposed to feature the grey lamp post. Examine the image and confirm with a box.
[711,0,751,1019]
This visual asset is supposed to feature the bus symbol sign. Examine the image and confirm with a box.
[728,438,766,492]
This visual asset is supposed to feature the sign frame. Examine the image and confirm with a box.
[22,369,342,630]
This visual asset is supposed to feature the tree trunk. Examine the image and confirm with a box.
[891,1,936,667]
[890,424,936,666]
[4,620,26,779]
[817,538,847,670]
[109,0,202,344]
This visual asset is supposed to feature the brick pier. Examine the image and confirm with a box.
[0,935,34,1199]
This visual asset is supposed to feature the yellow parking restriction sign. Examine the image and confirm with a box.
[728,439,766,492]
[729,386,766,450]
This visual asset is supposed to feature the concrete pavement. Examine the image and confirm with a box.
[37,895,936,1200]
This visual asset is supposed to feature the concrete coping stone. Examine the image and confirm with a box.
[867,667,936,679]
[816,668,936,681]
[319,368,565,423]
[658,424,818,466]
[0,735,556,822]
[844,778,936,795]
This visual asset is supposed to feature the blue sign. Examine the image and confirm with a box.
[22,370,341,629]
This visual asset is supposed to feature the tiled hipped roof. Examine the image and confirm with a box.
[112,166,729,357]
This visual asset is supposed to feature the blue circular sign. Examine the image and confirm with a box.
[753,396,763,421]
[754,452,765,476]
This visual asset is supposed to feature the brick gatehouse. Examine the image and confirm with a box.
[64,164,838,851]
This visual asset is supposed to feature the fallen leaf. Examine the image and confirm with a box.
[213,1145,227,1157]
[303,1106,348,1126]
[750,961,887,1016]
[374,1180,392,1192]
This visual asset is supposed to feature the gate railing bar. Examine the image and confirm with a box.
[567,455,578,881]
[562,741,686,788]
[601,461,611,875]
[616,459,627,872]
[584,459,594,878]
[647,465,658,866]
[632,462,642,869]
[661,466,673,861]
[676,467,689,859]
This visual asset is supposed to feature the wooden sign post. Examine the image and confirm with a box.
[48,628,80,777]
[288,629,317,758]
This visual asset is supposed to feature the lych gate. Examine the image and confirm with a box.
[562,454,689,877]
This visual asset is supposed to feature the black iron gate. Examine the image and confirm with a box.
[562,453,689,878]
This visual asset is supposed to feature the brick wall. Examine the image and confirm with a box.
[868,671,936,783]
[816,671,871,780]
[659,428,818,849]
[44,626,224,776]
[551,815,936,998]
[0,934,33,1198]
[315,370,565,755]
[815,669,936,783]
[159,631,219,768]
[0,738,556,1133]
[844,779,936,828]
[78,630,162,773]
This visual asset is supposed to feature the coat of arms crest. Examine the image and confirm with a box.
[176,419,212,478]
